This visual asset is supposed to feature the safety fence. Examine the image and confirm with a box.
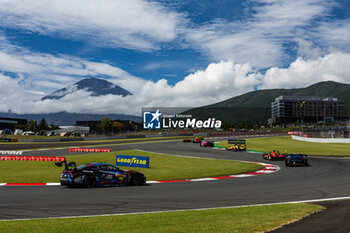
[0,156,66,161]
[69,148,111,152]
[0,150,23,155]
[209,131,287,137]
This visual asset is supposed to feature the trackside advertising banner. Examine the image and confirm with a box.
[116,155,150,168]
[142,107,222,130]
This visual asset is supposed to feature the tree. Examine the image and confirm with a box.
[14,124,26,131]
[38,118,49,130]
[49,124,60,130]
[113,121,124,131]
[26,120,38,132]
[97,118,114,134]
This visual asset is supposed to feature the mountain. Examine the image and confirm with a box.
[185,81,350,126]
[42,78,132,101]
[0,112,141,126]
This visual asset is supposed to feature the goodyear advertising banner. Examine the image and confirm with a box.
[116,155,150,168]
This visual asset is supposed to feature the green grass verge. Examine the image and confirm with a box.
[0,203,324,233]
[216,136,350,156]
[0,150,263,183]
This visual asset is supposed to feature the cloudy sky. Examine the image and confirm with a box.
[1,0,350,115]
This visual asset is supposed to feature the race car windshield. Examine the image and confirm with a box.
[228,140,246,144]
[289,155,304,158]
[77,164,90,170]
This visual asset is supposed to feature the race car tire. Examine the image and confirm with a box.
[131,174,142,186]
[83,175,96,188]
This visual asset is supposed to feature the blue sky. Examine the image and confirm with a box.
[0,0,350,115]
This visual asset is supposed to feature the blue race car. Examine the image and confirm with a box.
[285,153,309,166]
[56,161,146,188]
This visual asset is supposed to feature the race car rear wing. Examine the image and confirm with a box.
[55,161,76,170]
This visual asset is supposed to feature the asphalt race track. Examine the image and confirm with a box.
[1,139,350,226]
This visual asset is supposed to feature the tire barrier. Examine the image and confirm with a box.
[0,150,23,155]
[69,148,111,153]
[0,156,66,162]
[209,131,287,137]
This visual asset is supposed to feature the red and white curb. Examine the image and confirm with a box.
[0,162,279,186]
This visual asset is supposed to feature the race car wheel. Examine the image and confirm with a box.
[83,175,96,188]
[131,174,142,186]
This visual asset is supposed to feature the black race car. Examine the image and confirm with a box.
[285,154,309,166]
[56,161,146,188]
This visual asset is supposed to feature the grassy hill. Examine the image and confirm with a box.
[185,81,350,126]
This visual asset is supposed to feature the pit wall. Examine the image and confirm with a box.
[291,135,350,143]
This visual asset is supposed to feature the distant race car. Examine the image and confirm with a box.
[192,136,203,143]
[56,161,146,188]
[200,140,215,147]
[226,139,246,151]
[183,137,192,142]
[285,153,309,166]
[263,150,287,160]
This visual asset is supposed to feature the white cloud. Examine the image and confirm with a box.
[186,0,334,68]
[0,0,184,51]
[0,38,146,95]
[294,38,323,60]
[3,52,350,116]
[1,1,350,116]
[0,74,34,113]
[260,52,350,89]
[315,19,350,52]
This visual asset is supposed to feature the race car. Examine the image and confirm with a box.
[55,161,146,188]
[200,140,215,147]
[262,150,287,160]
[225,139,246,151]
[192,136,203,143]
[285,153,309,166]
[183,137,192,142]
